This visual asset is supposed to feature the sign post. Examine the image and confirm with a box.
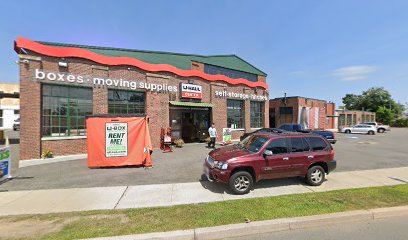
[0,146,11,182]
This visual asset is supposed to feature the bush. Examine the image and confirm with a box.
[174,138,185,148]
[390,118,408,127]
[41,149,54,158]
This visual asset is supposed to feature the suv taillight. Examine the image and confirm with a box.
[333,132,336,139]
[330,149,335,160]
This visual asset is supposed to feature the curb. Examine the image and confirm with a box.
[87,230,194,240]
[19,154,87,168]
[84,205,408,240]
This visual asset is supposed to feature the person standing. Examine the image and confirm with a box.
[208,123,217,148]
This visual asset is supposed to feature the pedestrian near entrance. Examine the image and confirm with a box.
[208,123,217,148]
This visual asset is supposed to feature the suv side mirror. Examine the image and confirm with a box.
[263,150,273,157]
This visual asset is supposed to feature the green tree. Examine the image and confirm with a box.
[342,94,363,110]
[342,87,405,124]
[376,106,395,124]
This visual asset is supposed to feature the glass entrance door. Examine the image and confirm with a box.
[170,107,210,143]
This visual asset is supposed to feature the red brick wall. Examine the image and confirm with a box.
[336,111,376,128]
[42,139,87,156]
[319,107,326,129]
[19,57,42,160]
[92,65,109,115]
[191,62,204,72]
[269,97,335,130]
[210,83,228,142]
[145,74,171,148]
[19,53,268,159]
[269,98,299,127]
[325,102,336,129]
[257,75,266,83]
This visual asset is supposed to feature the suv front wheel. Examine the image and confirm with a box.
[229,171,253,195]
[306,166,325,186]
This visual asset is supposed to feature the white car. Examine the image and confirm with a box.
[362,122,390,133]
[341,124,376,135]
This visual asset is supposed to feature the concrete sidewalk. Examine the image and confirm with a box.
[0,167,407,216]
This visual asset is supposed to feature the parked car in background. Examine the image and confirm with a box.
[13,118,20,131]
[239,128,285,141]
[278,124,337,144]
[362,122,390,133]
[204,132,336,194]
[341,124,376,135]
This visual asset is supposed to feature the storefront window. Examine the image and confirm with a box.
[279,107,293,126]
[108,90,146,114]
[0,110,3,127]
[227,99,244,129]
[42,84,92,137]
[339,114,345,127]
[347,114,352,126]
[250,101,264,128]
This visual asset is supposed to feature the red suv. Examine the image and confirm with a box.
[203,132,336,194]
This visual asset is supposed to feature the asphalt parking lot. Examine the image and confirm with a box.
[333,128,408,171]
[0,128,407,191]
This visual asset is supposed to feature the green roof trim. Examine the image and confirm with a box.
[169,101,214,108]
[37,41,267,77]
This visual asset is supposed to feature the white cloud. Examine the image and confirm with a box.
[333,65,377,81]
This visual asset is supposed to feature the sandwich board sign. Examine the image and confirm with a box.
[105,122,128,157]
[0,146,11,181]
[222,128,232,145]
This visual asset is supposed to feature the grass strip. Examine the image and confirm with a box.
[3,184,408,240]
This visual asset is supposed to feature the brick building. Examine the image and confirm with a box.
[269,96,336,130]
[14,37,269,160]
[336,110,376,128]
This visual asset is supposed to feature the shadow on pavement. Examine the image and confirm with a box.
[199,175,316,195]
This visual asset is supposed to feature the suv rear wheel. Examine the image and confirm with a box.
[368,130,375,135]
[378,128,385,133]
[229,171,253,195]
[345,129,351,134]
[306,166,325,186]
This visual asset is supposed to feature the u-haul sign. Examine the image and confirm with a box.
[181,83,202,99]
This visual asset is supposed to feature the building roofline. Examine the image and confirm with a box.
[270,96,332,103]
[14,37,269,89]
[37,41,267,76]
[336,110,376,113]
[229,55,267,76]
[38,40,236,58]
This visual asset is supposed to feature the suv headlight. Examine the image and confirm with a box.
[214,161,228,170]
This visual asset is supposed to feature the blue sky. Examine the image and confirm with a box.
[1,0,407,107]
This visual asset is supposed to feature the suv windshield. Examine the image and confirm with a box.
[238,136,268,153]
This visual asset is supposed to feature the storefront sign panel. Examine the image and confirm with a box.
[34,69,178,93]
[105,122,128,158]
[181,83,202,99]
[214,90,267,101]
[0,146,11,181]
